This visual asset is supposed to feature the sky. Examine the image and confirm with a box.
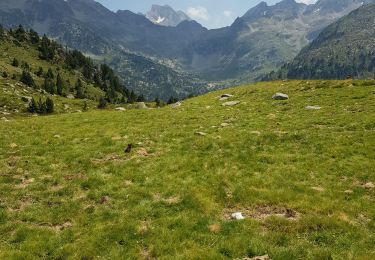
[96,0,317,29]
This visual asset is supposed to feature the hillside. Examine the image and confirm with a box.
[1,80,375,258]
[278,4,375,80]
[0,25,148,118]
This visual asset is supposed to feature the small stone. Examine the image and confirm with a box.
[221,123,230,127]
[195,132,207,136]
[115,107,126,111]
[9,143,17,149]
[66,94,75,99]
[170,102,182,108]
[54,135,61,138]
[344,190,353,194]
[311,186,325,192]
[305,106,321,110]
[272,93,289,100]
[363,182,374,189]
[231,212,245,220]
[222,101,240,107]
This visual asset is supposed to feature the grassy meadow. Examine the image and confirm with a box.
[0,80,375,259]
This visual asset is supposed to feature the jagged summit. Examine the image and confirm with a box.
[145,4,191,27]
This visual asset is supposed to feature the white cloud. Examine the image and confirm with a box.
[187,6,209,21]
[223,10,233,18]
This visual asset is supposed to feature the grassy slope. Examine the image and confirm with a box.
[0,80,375,259]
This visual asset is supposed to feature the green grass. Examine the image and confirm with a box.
[0,80,375,259]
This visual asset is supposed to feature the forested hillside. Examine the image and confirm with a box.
[0,25,145,116]
[272,4,375,80]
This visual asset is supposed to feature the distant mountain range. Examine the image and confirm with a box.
[146,5,191,27]
[272,3,375,80]
[0,0,373,98]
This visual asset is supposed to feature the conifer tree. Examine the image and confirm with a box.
[137,94,145,102]
[12,58,19,67]
[36,67,44,77]
[97,97,107,109]
[75,79,85,99]
[56,74,64,96]
[45,97,54,114]
[20,70,35,88]
[28,98,38,113]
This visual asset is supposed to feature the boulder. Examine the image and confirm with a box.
[272,93,289,100]
[170,102,182,108]
[66,94,75,99]
[195,132,207,136]
[305,106,321,110]
[231,212,245,220]
[222,101,240,107]
[115,107,126,111]
[221,94,234,98]
[135,102,147,109]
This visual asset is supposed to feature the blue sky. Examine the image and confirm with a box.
[96,0,317,29]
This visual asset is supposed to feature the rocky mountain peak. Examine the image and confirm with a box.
[146,4,191,27]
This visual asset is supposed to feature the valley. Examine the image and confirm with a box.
[0,0,375,259]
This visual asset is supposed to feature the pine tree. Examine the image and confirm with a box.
[28,98,38,113]
[56,74,64,96]
[29,29,40,44]
[97,97,107,109]
[43,78,56,94]
[36,67,44,77]
[128,90,137,104]
[0,25,4,41]
[75,79,85,99]
[20,70,35,88]
[45,97,54,114]
[83,101,88,112]
[45,68,54,79]
[137,94,145,102]
[12,58,19,67]
[2,71,8,78]
[167,96,178,104]
[38,98,47,114]
[154,97,161,107]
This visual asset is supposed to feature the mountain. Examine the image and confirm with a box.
[0,0,206,100]
[145,5,191,27]
[274,4,375,80]
[0,0,373,86]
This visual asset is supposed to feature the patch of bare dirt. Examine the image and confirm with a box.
[37,221,72,231]
[223,205,300,221]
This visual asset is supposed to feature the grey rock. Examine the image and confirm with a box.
[135,102,147,109]
[66,94,75,99]
[195,132,207,136]
[272,93,289,100]
[305,105,321,110]
[170,102,182,108]
[231,212,245,220]
[222,101,240,107]
[115,107,126,111]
